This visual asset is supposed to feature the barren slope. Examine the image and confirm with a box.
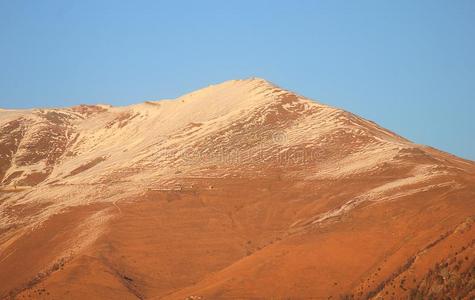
[0,78,474,299]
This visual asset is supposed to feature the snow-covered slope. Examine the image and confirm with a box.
[1,78,468,212]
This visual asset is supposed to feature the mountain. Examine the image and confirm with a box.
[0,78,474,299]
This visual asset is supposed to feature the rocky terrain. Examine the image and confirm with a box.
[0,78,474,299]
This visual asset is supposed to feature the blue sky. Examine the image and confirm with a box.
[0,0,474,160]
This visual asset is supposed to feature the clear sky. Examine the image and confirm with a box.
[0,1,474,160]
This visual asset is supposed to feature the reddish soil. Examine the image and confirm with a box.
[1,175,474,299]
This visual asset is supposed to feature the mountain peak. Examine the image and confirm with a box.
[166,77,293,118]
[239,76,276,85]
[220,76,275,85]
[181,77,281,99]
